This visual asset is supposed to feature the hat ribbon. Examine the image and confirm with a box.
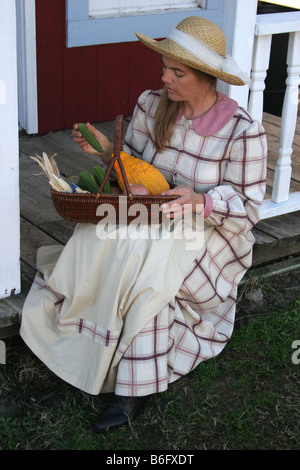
[168,28,251,85]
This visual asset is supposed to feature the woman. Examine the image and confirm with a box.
[20,17,267,433]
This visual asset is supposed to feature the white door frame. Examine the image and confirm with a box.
[0,0,20,298]
[16,0,38,134]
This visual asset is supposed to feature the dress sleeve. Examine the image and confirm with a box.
[123,89,154,158]
[205,119,268,235]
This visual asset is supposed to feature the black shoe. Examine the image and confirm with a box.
[92,395,149,433]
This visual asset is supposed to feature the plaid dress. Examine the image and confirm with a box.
[114,89,267,396]
[20,89,267,397]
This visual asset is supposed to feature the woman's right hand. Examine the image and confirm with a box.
[72,122,113,164]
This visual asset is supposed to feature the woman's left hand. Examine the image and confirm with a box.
[161,185,205,218]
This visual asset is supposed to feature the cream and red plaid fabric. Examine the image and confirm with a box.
[114,89,267,396]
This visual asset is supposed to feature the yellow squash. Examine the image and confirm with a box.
[113,151,170,195]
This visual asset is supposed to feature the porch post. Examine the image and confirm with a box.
[218,0,258,108]
[247,34,272,123]
[0,0,21,298]
[272,31,300,203]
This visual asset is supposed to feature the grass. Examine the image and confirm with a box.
[0,270,300,450]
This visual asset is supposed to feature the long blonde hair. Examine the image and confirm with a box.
[153,71,217,152]
[153,87,180,152]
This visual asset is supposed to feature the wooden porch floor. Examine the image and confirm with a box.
[1,112,300,337]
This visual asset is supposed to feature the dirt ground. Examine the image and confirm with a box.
[235,263,300,326]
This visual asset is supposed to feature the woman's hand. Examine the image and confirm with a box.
[72,122,113,165]
[161,185,205,218]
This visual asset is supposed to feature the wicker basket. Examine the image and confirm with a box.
[51,115,177,224]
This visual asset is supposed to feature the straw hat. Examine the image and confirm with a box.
[136,16,249,86]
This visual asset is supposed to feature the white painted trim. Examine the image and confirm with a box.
[260,192,300,219]
[255,11,300,35]
[0,0,20,298]
[16,0,38,135]
[89,0,201,17]
[66,0,223,47]
[217,0,257,108]
[271,31,300,204]
[248,34,272,122]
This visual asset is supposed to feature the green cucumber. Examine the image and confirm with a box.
[79,171,99,194]
[78,123,103,153]
[92,166,111,194]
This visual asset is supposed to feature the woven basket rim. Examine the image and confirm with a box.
[50,188,178,201]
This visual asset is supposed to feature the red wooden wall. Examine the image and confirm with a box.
[35,0,163,134]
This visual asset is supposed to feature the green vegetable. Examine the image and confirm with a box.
[78,166,111,194]
[78,123,103,153]
[92,166,110,194]
[79,171,99,194]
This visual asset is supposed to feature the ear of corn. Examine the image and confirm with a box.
[113,151,170,195]
[49,175,73,193]
[49,174,88,193]
[78,123,103,153]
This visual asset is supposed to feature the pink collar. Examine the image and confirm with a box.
[177,92,238,136]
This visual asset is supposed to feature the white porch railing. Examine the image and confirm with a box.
[248,11,300,220]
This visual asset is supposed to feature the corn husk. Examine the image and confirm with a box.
[49,174,73,193]
[30,152,88,193]
[30,152,60,179]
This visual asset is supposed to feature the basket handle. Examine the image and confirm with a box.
[96,114,132,199]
